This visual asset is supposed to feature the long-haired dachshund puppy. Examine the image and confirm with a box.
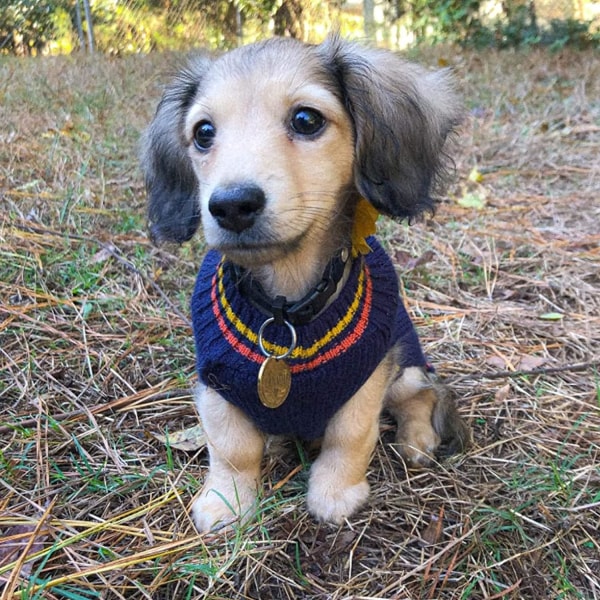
[142,35,470,532]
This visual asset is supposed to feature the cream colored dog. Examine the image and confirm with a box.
[143,35,470,532]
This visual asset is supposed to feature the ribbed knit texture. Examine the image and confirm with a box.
[191,236,427,440]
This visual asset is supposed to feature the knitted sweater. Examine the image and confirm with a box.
[191,237,428,440]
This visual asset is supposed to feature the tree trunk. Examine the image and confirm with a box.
[74,0,86,51]
[82,0,95,53]
[364,0,376,41]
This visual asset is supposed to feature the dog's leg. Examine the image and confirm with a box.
[306,356,394,524]
[192,386,264,532]
[386,366,470,468]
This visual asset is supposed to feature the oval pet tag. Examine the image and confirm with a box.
[257,356,291,409]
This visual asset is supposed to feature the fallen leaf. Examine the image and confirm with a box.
[393,249,435,271]
[468,166,484,183]
[0,524,49,584]
[392,249,413,268]
[407,250,435,270]
[421,508,445,545]
[494,383,511,403]
[90,245,115,264]
[335,530,358,551]
[517,355,546,371]
[539,312,564,321]
[491,287,516,300]
[153,424,207,452]
[486,355,510,369]
[457,192,487,210]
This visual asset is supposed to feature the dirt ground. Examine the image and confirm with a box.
[1,47,599,599]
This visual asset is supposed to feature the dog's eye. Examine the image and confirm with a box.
[290,108,325,137]
[193,120,216,151]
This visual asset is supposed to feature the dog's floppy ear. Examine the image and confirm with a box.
[319,36,461,220]
[141,56,211,244]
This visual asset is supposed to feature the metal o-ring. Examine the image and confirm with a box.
[258,318,297,359]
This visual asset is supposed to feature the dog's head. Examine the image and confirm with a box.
[142,35,460,270]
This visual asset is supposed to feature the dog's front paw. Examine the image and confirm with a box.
[307,468,369,524]
[191,481,257,533]
[191,494,237,533]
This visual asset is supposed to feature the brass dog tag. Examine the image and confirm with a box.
[258,357,291,409]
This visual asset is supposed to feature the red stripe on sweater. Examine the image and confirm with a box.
[210,265,373,374]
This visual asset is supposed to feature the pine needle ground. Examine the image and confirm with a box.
[1,49,598,599]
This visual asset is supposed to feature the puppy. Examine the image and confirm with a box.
[142,35,470,532]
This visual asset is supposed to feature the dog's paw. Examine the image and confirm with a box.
[395,422,440,469]
[191,495,236,533]
[306,471,369,524]
[191,483,257,533]
[388,371,470,469]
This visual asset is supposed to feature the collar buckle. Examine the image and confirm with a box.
[228,248,351,326]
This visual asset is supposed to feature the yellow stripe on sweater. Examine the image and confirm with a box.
[216,261,366,359]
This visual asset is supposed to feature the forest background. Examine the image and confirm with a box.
[2,0,600,55]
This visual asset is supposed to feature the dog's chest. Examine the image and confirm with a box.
[191,238,425,440]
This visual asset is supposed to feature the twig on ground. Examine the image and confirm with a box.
[449,359,599,383]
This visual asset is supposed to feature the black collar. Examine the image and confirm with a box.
[226,248,351,326]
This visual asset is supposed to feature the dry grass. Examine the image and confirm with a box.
[1,47,599,600]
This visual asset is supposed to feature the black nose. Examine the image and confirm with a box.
[208,185,266,233]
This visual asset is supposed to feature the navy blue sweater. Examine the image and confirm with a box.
[191,237,428,440]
